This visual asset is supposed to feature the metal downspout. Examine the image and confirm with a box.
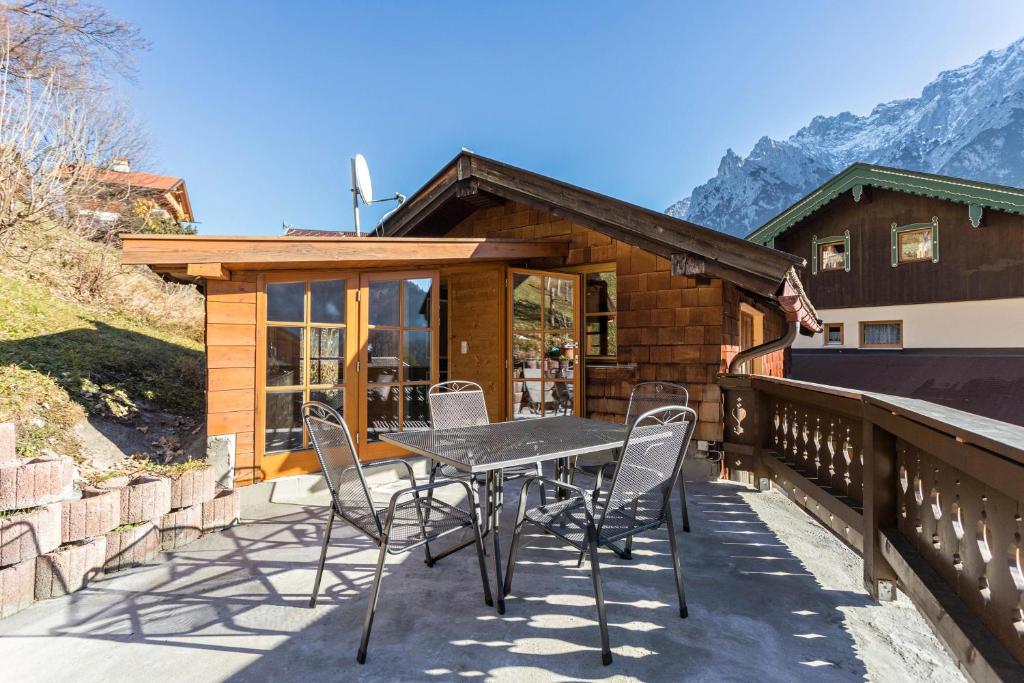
[727,320,800,374]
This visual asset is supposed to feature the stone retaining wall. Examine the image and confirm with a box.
[0,424,240,619]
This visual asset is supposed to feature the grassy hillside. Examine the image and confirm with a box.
[0,227,205,463]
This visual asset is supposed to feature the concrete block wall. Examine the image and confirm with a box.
[0,424,240,619]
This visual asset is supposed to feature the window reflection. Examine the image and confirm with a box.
[266,327,303,386]
[265,390,303,453]
[404,278,432,328]
[267,282,305,322]
[310,279,345,324]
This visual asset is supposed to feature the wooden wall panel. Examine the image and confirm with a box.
[445,264,506,422]
[205,273,258,486]
[773,188,1024,309]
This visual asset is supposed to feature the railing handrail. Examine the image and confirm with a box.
[721,373,1024,466]
[720,372,1024,681]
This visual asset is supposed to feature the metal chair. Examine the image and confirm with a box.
[570,381,692,532]
[302,402,492,664]
[504,404,697,666]
[426,381,545,527]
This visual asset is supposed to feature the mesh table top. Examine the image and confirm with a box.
[380,416,627,474]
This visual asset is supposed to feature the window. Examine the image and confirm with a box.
[823,323,844,346]
[364,275,436,441]
[583,269,616,360]
[510,270,579,420]
[263,276,350,454]
[737,304,765,373]
[811,231,850,273]
[860,321,902,349]
[891,218,939,266]
[897,228,933,262]
[818,240,846,271]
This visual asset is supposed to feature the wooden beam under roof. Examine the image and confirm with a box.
[187,262,230,280]
[121,234,569,273]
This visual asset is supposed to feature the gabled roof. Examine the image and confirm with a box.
[89,168,184,192]
[75,166,195,223]
[749,163,1024,246]
[381,151,818,331]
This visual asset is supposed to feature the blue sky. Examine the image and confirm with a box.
[105,1,1024,235]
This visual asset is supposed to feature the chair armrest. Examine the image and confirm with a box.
[362,458,418,487]
[384,478,474,519]
[522,475,588,499]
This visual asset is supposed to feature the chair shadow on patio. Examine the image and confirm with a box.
[2,476,929,682]
[219,479,877,682]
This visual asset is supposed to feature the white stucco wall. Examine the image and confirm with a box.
[795,297,1024,349]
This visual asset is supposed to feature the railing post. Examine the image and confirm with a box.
[862,415,899,601]
[720,375,765,488]
[751,381,772,491]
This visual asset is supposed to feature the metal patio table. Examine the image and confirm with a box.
[381,415,627,613]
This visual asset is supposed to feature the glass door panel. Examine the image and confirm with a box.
[260,272,358,479]
[509,268,580,420]
[360,271,439,457]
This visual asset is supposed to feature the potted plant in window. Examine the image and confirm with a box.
[545,345,562,375]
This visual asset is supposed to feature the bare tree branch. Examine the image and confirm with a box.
[0,0,146,91]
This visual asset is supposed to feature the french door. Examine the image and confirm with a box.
[508,268,581,420]
[258,271,359,479]
[358,271,440,459]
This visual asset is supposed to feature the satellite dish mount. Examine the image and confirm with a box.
[350,153,405,236]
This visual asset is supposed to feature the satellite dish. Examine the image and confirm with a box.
[352,153,373,204]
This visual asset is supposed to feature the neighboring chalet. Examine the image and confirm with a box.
[749,163,1024,425]
[77,157,194,230]
[122,151,819,487]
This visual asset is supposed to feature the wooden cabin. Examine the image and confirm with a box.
[122,151,819,487]
[749,164,1024,426]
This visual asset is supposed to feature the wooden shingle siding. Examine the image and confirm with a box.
[447,201,786,443]
[205,274,258,485]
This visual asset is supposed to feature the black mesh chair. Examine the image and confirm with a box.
[570,381,692,532]
[302,402,492,664]
[426,381,545,526]
[504,405,697,666]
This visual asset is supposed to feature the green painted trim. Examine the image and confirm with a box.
[969,203,983,228]
[810,230,851,274]
[748,163,1024,245]
[890,217,939,267]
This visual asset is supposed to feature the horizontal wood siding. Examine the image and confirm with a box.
[448,201,745,442]
[774,188,1024,309]
[206,274,258,486]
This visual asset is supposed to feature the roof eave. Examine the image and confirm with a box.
[750,163,1024,245]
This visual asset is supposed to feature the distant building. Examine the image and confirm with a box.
[281,225,357,237]
[76,157,194,231]
[750,163,1024,425]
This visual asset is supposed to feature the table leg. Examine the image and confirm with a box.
[488,470,506,613]
[556,456,571,501]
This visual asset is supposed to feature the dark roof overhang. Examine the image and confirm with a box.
[749,163,1024,246]
[382,151,819,333]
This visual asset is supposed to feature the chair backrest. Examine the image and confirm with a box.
[624,382,689,427]
[599,405,697,535]
[302,402,381,538]
[428,381,489,429]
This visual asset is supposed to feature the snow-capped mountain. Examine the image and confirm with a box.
[670,37,1024,236]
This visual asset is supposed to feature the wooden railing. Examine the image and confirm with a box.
[720,374,1024,683]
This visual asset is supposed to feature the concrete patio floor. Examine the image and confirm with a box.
[0,467,963,682]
